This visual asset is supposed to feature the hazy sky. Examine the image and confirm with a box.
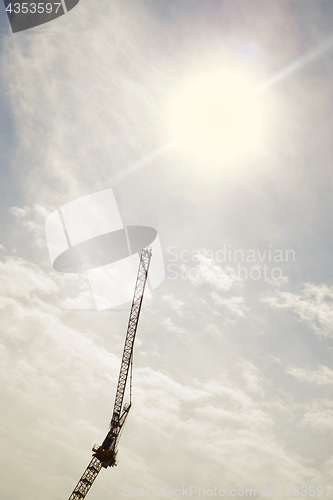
[0,1,333,499]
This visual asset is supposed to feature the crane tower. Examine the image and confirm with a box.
[67,248,152,500]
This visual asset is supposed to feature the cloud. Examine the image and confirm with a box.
[0,257,126,500]
[262,283,333,338]
[126,365,320,489]
[1,0,174,208]
[161,293,185,316]
[300,399,333,432]
[211,291,249,318]
[177,254,243,291]
[10,204,50,248]
[160,316,187,336]
[0,250,330,498]
[0,256,58,299]
[286,364,333,385]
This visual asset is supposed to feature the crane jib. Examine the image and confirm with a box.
[66,248,152,500]
[110,248,151,431]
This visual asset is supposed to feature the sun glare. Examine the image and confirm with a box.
[168,73,265,163]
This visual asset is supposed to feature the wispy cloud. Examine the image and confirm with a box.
[211,291,249,318]
[10,204,51,249]
[286,364,333,385]
[161,293,185,316]
[300,399,333,432]
[262,283,333,338]
[186,254,243,291]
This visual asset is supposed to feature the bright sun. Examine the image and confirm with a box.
[168,73,265,163]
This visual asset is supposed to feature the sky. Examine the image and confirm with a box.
[0,1,333,499]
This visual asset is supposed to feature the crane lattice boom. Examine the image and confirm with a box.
[110,247,152,431]
[67,248,152,500]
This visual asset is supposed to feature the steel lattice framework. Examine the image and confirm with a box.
[110,247,151,431]
[66,248,152,500]
[68,457,102,500]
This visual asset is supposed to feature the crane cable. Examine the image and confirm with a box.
[129,352,133,405]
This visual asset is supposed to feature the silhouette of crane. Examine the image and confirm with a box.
[67,248,152,500]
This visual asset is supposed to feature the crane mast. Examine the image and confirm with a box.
[67,248,152,500]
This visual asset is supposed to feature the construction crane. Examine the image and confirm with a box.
[67,248,152,500]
